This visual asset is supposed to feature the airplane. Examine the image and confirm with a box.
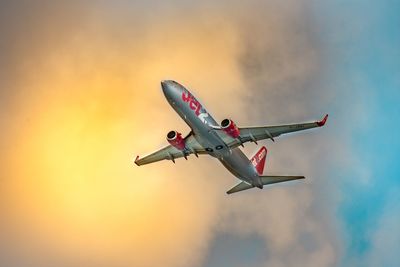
[134,80,328,194]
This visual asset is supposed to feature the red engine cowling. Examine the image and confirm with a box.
[167,130,186,150]
[221,119,240,138]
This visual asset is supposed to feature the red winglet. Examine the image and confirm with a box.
[134,155,140,166]
[317,114,328,127]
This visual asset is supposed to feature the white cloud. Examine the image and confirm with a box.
[366,188,400,267]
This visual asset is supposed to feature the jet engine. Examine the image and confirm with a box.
[221,119,240,138]
[167,130,186,150]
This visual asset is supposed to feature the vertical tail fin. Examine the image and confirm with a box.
[251,146,267,175]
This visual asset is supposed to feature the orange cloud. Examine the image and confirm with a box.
[0,7,243,267]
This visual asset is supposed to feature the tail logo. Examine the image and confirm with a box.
[252,148,266,166]
[251,147,267,175]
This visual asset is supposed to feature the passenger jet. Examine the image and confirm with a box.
[135,80,328,194]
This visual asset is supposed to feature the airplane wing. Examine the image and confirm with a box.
[218,114,328,148]
[134,132,206,166]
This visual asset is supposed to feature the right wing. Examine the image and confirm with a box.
[218,114,328,148]
[134,132,206,166]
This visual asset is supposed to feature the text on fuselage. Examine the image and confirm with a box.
[182,90,209,123]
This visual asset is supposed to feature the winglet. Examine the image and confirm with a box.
[134,155,140,166]
[317,114,328,127]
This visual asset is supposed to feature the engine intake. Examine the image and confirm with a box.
[221,119,240,138]
[167,130,186,150]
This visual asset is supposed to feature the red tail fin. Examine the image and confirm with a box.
[251,146,267,175]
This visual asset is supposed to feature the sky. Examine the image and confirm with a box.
[0,1,399,267]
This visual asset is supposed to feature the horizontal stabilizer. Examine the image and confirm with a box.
[226,181,253,194]
[260,175,305,185]
[227,176,305,194]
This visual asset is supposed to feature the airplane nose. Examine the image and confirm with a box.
[161,80,176,100]
[161,80,167,91]
[161,80,184,106]
[161,80,168,96]
[161,80,172,101]
[161,80,171,94]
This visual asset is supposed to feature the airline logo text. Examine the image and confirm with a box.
[182,91,209,124]
[252,148,266,167]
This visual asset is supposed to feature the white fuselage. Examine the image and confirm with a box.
[161,80,261,187]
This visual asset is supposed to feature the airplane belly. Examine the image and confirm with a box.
[219,148,258,184]
[178,106,231,157]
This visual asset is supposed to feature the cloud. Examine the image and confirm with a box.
[208,1,344,267]
[365,189,400,267]
[0,2,242,267]
[0,1,370,267]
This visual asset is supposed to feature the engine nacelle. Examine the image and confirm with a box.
[221,119,240,138]
[167,130,186,150]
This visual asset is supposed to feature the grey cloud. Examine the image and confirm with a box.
[209,1,344,267]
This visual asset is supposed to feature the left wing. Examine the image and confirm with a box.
[217,114,328,148]
[134,132,206,166]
